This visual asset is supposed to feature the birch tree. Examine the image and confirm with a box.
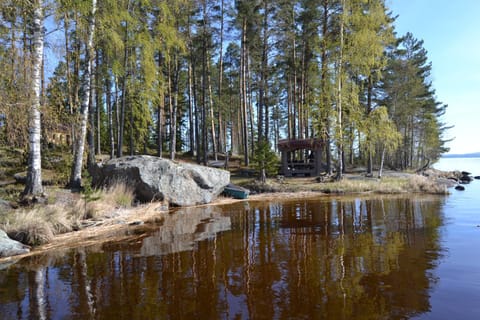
[23,0,44,197]
[70,0,97,188]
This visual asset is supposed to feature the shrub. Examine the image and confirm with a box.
[252,140,279,182]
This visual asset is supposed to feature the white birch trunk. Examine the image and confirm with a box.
[70,0,97,188]
[35,268,47,320]
[24,0,44,196]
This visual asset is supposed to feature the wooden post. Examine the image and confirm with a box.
[281,150,289,176]
[315,148,322,176]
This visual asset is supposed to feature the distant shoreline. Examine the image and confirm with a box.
[443,153,480,158]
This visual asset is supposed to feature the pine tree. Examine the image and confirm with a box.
[382,32,448,169]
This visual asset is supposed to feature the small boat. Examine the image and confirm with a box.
[223,183,250,199]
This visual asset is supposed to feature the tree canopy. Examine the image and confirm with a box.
[0,0,450,188]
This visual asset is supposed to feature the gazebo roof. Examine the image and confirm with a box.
[277,138,325,152]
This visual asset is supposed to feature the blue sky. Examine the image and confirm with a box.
[387,0,480,154]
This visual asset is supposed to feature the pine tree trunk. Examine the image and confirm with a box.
[367,76,373,175]
[169,57,179,161]
[106,73,115,158]
[206,54,217,161]
[321,0,333,175]
[193,62,201,164]
[241,18,249,166]
[129,88,134,155]
[87,55,96,167]
[23,0,44,197]
[95,50,101,156]
[70,0,96,188]
[114,77,120,157]
[188,60,195,155]
[217,0,225,153]
[63,12,76,153]
[287,77,293,140]
[118,21,129,158]
[335,0,345,180]
[157,93,163,158]
[202,40,208,165]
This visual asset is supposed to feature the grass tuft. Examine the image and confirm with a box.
[3,208,66,245]
[407,175,449,194]
[102,181,135,208]
[1,182,135,246]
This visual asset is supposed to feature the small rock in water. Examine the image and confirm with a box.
[455,185,465,191]
[460,175,473,183]
[474,176,480,180]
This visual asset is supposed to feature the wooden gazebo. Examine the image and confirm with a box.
[278,138,325,177]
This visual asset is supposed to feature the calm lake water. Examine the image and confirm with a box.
[0,158,479,319]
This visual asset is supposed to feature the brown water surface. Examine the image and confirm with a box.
[0,195,457,319]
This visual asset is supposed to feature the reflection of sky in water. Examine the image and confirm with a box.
[416,160,480,319]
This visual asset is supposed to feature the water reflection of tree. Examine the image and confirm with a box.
[0,197,445,319]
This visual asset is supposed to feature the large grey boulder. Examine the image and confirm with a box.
[0,229,30,258]
[90,155,230,206]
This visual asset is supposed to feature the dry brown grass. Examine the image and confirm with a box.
[86,181,135,219]
[100,181,135,208]
[241,173,449,195]
[319,177,405,194]
[1,182,135,246]
[407,175,449,194]
[2,206,72,245]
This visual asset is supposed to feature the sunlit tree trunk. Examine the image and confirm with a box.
[217,0,225,153]
[106,71,115,158]
[95,50,102,156]
[188,59,195,155]
[87,55,96,167]
[241,18,249,166]
[335,0,345,180]
[23,0,44,197]
[321,0,333,175]
[70,0,97,188]
[207,56,217,161]
[118,17,129,158]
